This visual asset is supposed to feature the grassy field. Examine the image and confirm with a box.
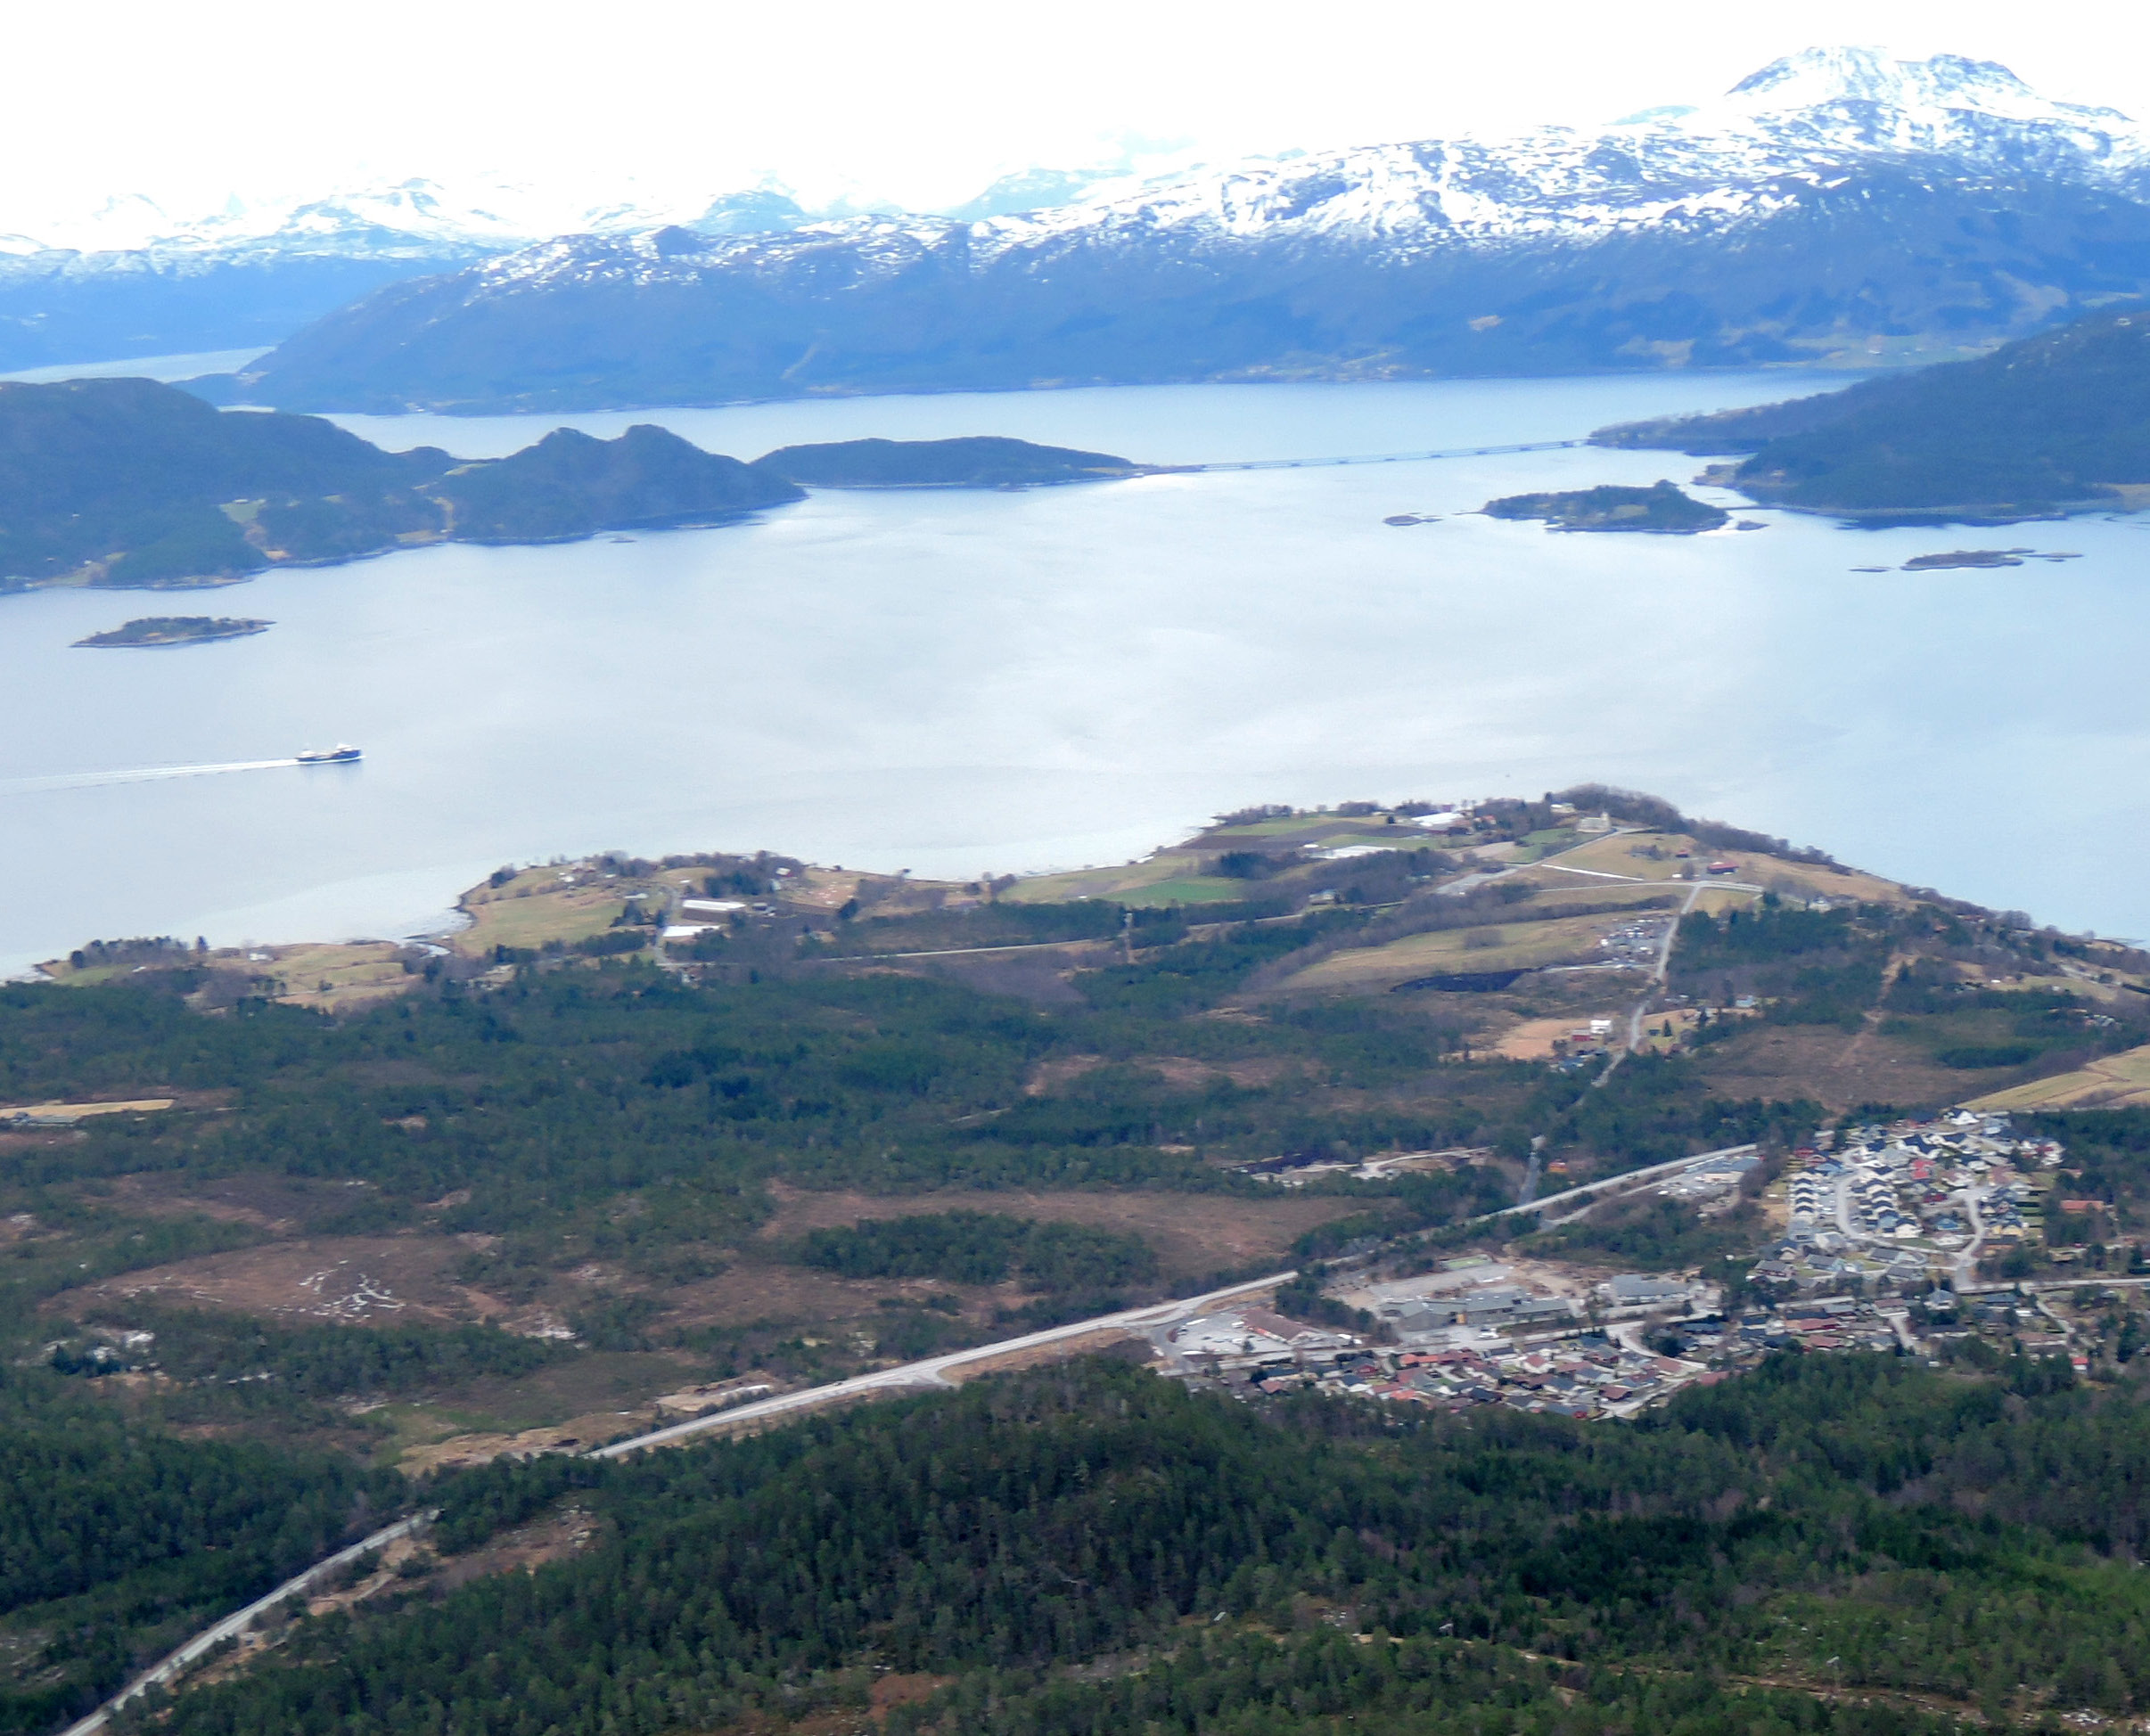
[1500,875,1688,914]
[252,942,414,1011]
[1542,831,1903,905]
[1282,911,1637,991]
[1000,854,1193,905]
[1968,1043,2150,1111]
[453,867,630,955]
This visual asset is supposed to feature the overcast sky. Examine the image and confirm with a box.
[12,0,2150,219]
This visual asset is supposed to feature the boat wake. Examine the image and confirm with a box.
[0,757,312,794]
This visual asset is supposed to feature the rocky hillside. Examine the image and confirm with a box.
[228,48,2150,412]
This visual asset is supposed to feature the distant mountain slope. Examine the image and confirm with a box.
[0,180,814,372]
[229,49,2150,413]
[1593,301,2150,515]
[750,436,1137,487]
[0,380,800,590]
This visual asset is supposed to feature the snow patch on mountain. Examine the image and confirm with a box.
[418,46,2150,306]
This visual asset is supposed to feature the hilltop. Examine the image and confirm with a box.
[1594,300,2150,518]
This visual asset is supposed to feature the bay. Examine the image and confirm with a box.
[3,371,2146,975]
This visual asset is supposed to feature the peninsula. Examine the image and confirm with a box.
[71,615,272,647]
[1592,300,2150,520]
[1482,480,1729,532]
[14,782,2150,1736]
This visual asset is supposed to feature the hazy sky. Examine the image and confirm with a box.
[13,0,2150,218]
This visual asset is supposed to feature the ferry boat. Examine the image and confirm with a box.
[295,744,362,764]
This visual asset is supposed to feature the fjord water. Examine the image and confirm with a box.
[4,371,2148,974]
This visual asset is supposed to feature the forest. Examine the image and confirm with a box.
[797,1210,1161,1291]
[94,1352,2150,1736]
[0,1363,404,1735]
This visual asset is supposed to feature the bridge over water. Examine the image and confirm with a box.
[1181,438,1586,472]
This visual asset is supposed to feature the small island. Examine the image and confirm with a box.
[71,615,272,648]
[1481,480,1729,533]
[749,436,1141,489]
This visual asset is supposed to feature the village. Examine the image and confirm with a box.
[1152,1110,2129,1421]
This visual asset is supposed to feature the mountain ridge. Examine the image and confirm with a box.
[226,47,2150,413]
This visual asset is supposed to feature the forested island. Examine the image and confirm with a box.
[0,379,803,591]
[1594,300,2150,520]
[1482,479,1729,532]
[750,434,1139,487]
[70,615,270,647]
[0,381,1153,595]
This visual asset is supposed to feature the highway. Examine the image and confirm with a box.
[592,1270,1296,1456]
[1466,1142,1760,1226]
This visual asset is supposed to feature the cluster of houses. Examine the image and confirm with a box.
[1288,1336,1719,1420]
[1756,1112,2061,1286]
[1161,1300,1723,1420]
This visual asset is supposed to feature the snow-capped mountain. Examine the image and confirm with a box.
[0,175,809,371]
[233,47,2150,413]
[0,172,809,260]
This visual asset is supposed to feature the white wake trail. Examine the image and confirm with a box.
[0,757,307,794]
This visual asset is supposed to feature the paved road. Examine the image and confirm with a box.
[61,1512,435,1736]
[593,1272,1297,1457]
[1466,1143,1759,1226]
[61,1271,1297,1734]
[1599,879,1711,1085]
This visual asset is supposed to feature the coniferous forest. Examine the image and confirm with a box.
[97,1355,2150,1736]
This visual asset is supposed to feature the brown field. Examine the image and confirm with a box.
[1688,1022,1974,1111]
[53,1164,1350,1342]
[0,1095,173,1121]
[1488,1014,1628,1060]
[71,1234,492,1325]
